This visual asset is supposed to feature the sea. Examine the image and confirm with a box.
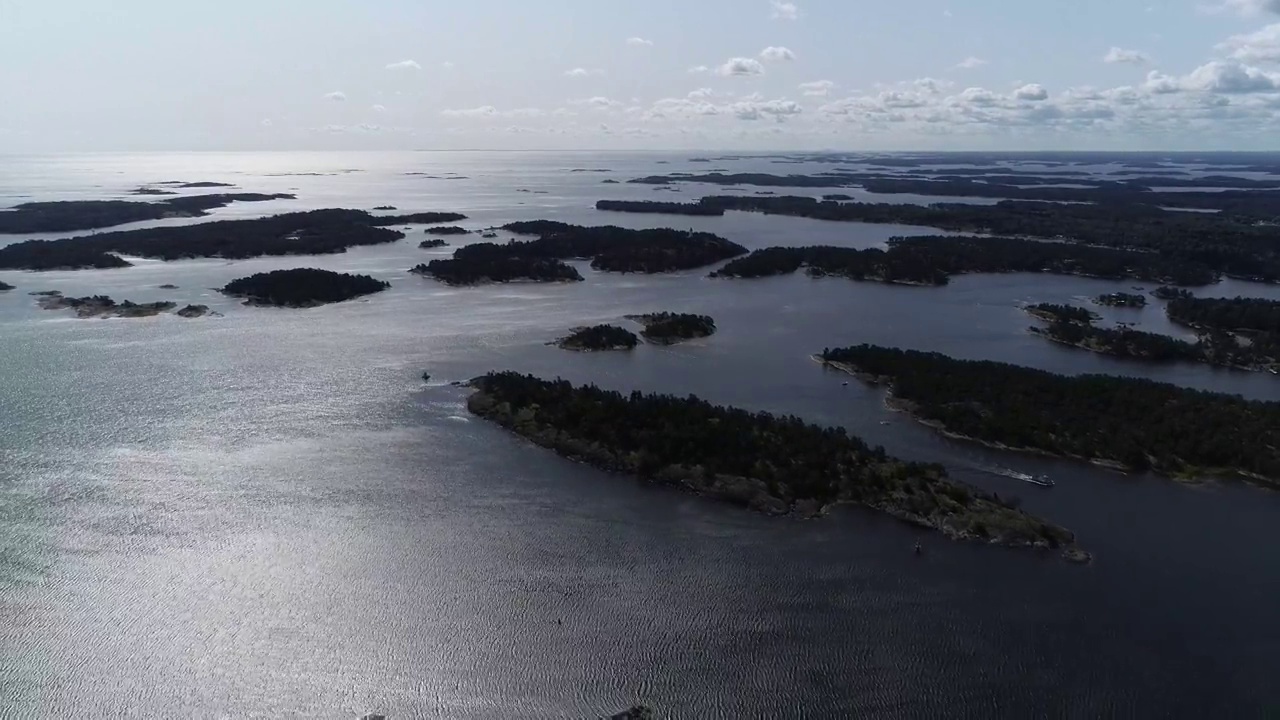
[1,151,1279,719]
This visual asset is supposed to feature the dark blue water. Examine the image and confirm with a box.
[1,152,1279,718]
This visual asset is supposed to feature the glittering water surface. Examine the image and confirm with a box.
[2,152,1279,718]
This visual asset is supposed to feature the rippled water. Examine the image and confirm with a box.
[2,152,1280,718]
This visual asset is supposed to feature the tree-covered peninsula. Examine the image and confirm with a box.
[554,324,640,351]
[599,196,1280,283]
[818,345,1280,486]
[468,371,1080,553]
[627,312,717,344]
[501,220,747,273]
[0,193,295,234]
[221,268,390,307]
[710,235,1211,286]
[1025,303,1280,372]
[0,209,419,271]
[1166,295,1280,335]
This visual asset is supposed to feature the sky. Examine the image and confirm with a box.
[4,0,1280,152]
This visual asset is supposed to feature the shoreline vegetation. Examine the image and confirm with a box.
[708,236,1207,286]
[1024,302,1280,373]
[0,193,295,234]
[411,221,746,285]
[467,372,1084,559]
[36,292,177,318]
[221,268,390,307]
[0,209,465,271]
[554,324,640,351]
[626,312,717,344]
[597,195,1280,283]
[817,345,1280,489]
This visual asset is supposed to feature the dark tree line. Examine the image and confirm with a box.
[555,324,639,351]
[628,312,717,343]
[1167,296,1280,334]
[0,209,417,271]
[1026,303,1097,323]
[418,239,450,249]
[422,226,470,235]
[411,257,583,285]
[1095,292,1147,308]
[221,268,390,307]
[500,220,747,273]
[820,345,1280,485]
[710,235,1214,286]
[0,193,295,234]
[469,371,1074,547]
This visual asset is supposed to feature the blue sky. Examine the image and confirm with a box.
[3,0,1280,151]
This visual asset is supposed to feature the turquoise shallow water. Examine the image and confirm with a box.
[2,151,1279,718]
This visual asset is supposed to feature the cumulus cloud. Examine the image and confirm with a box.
[385,60,421,70]
[1183,60,1280,93]
[626,37,653,47]
[955,56,988,70]
[687,65,711,74]
[718,57,766,76]
[1143,71,1182,94]
[1104,47,1150,65]
[1014,83,1049,101]
[565,67,604,77]
[731,99,802,121]
[441,106,499,118]
[323,91,347,101]
[760,46,796,62]
[770,0,799,20]
[1220,24,1280,63]
[372,104,387,113]
[575,96,623,109]
[688,87,715,99]
[799,79,835,96]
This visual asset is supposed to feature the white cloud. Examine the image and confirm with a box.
[955,56,988,70]
[799,80,835,96]
[564,68,605,77]
[688,87,715,99]
[260,118,273,127]
[626,37,653,47]
[1220,24,1280,63]
[1104,47,1150,65]
[372,104,387,113]
[441,106,499,118]
[323,91,347,101]
[1183,60,1280,93]
[442,61,455,70]
[718,57,766,76]
[575,96,623,109]
[687,65,711,74]
[770,0,799,20]
[1014,83,1049,101]
[385,60,421,71]
[760,46,796,62]
[1143,71,1182,94]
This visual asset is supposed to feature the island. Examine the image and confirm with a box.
[0,208,459,270]
[36,292,176,318]
[594,200,727,216]
[411,256,583,285]
[1152,286,1195,300]
[419,239,450,249]
[554,324,640,351]
[157,284,179,289]
[1095,292,1147,308]
[626,312,716,344]
[598,196,1280,283]
[0,193,295,234]
[176,304,212,318]
[221,268,390,307]
[467,371,1081,555]
[129,187,178,196]
[0,281,12,291]
[501,221,747,272]
[373,205,397,211]
[817,345,1280,487]
[1025,303,1277,372]
[709,235,1207,286]
[423,226,470,235]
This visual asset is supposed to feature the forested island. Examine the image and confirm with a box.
[221,268,390,307]
[0,193,295,234]
[411,257,584,285]
[818,345,1280,486]
[36,292,176,318]
[418,239,450,249]
[554,324,640,351]
[0,281,12,291]
[1025,303,1278,371]
[594,200,726,216]
[1166,295,1280,335]
[501,221,747,272]
[710,235,1209,286]
[176,304,212,318]
[423,226,470,235]
[0,209,442,270]
[627,312,717,344]
[1153,286,1194,300]
[598,196,1280,283]
[467,371,1081,554]
[1095,292,1147,308]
